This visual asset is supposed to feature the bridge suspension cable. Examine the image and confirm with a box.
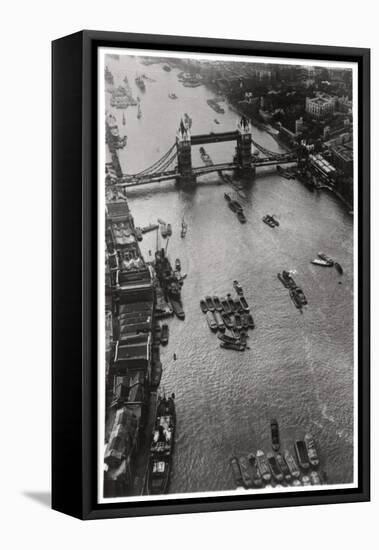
[251,138,295,160]
[126,143,177,177]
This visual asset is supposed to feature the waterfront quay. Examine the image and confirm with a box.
[102,54,354,496]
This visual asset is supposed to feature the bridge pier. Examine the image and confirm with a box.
[176,120,197,187]
[234,116,254,179]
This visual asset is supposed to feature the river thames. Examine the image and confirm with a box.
[105,54,355,494]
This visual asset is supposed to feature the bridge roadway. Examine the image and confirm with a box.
[116,156,296,188]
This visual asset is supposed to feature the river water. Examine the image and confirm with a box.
[105,54,355,494]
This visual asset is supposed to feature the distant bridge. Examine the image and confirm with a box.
[110,118,297,188]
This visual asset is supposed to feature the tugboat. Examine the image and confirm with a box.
[200,299,207,313]
[304,433,320,468]
[230,457,243,487]
[205,296,215,312]
[294,440,310,470]
[284,450,300,478]
[256,450,271,482]
[233,280,244,295]
[214,118,220,124]
[270,418,280,451]
[224,193,232,202]
[135,75,146,91]
[175,258,181,271]
[162,64,171,72]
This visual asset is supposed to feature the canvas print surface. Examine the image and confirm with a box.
[98,48,357,503]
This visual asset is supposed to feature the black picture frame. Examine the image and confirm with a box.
[52,30,370,520]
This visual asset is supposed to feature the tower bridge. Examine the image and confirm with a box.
[113,116,297,188]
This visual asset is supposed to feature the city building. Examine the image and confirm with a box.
[306,94,337,119]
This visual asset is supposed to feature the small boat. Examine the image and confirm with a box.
[267,453,284,482]
[162,64,171,72]
[239,296,249,312]
[160,224,168,238]
[238,456,253,488]
[206,311,217,331]
[256,450,271,482]
[311,258,333,267]
[200,299,207,313]
[230,457,243,486]
[220,297,232,315]
[180,218,188,238]
[175,258,181,271]
[234,313,242,331]
[263,215,276,228]
[137,103,142,119]
[214,118,220,124]
[226,294,236,312]
[220,341,245,351]
[304,433,320,468]
[276,453,292,482]
[237,211,247,223]
[205,296,215,312]
[334,262,343,274]
[168,92,177,99]
[270,215,279,227]
[212,296,223,312]
[318,252,334,265]
[122,112,126,125]
[214,310,225,331]
[221,313,234,330]
[233,280,243,295]
[151,358,162,390]
[301,475,311,486]
[294,440,310,470]
[270,418,280,451]
[284,450,300,478]
[247,314,255,329]
[161,323,169,345]
[310,471,322,485]
[148,457,171,494]
[166,223,172,236]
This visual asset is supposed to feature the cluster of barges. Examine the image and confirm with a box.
[277,270,308,311]
[231,419,322,489]
[200,281,255,351]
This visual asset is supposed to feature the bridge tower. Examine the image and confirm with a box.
[176,119,196,186]
[234,116,255,178]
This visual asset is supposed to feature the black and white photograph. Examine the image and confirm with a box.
[99,48,358,503]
